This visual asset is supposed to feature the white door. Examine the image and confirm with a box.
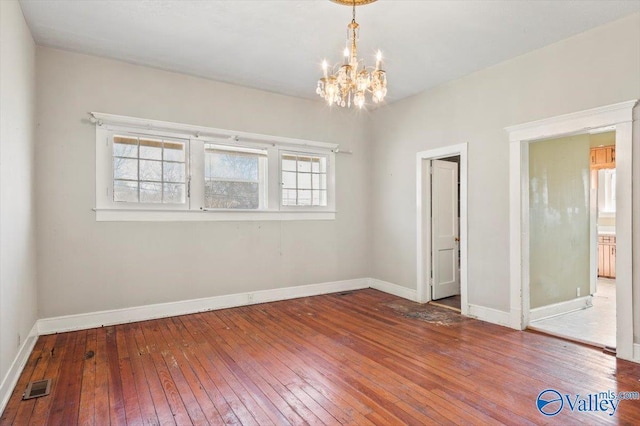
[432,159,460,300]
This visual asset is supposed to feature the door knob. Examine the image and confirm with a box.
[454,237,460,242]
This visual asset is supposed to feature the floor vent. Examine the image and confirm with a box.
[23,379,51,400]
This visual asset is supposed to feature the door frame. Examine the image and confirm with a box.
[416,143,468,316]
[506,100,637,361]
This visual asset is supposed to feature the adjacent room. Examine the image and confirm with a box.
[1,0,640,424]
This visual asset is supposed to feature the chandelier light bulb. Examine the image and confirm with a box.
[316,0,387,109]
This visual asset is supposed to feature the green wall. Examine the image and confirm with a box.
[529,134,591,309]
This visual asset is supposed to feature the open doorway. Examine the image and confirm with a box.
[507,100,636,361]
[416,144,468,315]
[526,131,617,350]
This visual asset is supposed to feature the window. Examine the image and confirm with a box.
[204,145,267,209]
[281,153,327,206]
[598,168,616,213]
[93,112,337,221]
[113,136,187,204]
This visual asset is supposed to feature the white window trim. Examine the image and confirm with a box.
[92,112,338,221]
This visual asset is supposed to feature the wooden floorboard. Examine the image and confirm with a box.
[2,288,640,425]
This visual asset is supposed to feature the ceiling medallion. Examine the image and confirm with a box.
[316,0,387,108]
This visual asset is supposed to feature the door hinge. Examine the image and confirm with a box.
[187,177,191,198]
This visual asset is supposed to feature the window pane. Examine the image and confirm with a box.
[281,153,328,207]
[282,157,297,171]
[164,183,185,204]
[164,141,185,162]
[297,158,312,173]
[205,149,259,181]
[297,190,312,206]
[205,181,259,209]
[139,138,162,160]
[114,180,138,202]
[282,171,296,189]
[140,182,162,203]
[111,134,188,206]
[113,158,138,180]
[298,173,311,189]
[163,162,185,183]
[282,189,297,206]
[113,136,138,158]
[140,160,162,182]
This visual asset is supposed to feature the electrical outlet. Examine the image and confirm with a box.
[577,288,581,297]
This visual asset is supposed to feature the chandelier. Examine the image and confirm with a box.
[316,0,387,108]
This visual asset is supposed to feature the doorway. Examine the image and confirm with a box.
[416,144,468,315]
[506,100,636,361]
[525,131,617,350]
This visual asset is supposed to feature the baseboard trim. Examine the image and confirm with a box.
[529,296,593,322]
[368,278,417,301]
[632,343,640,363]
[37,278,370,335]
[0,323,38,416]
[467,304,512,328]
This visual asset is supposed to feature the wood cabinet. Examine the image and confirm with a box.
[590,146,615,170]
[598,235,616,278]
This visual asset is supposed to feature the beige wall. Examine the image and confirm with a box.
[529,135,590,309]
[590,131,615,147]
[0,0,38,385]
[370,13,640,313]
[35,47,371,318]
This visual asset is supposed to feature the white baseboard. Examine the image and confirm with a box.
[631,343,640,363]
[368,278,417,301]
[529,296,593,322]
[467,304,512,328]
[0,323,38,416]
[37,278,370,335]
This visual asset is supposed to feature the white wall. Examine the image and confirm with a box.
[370,13,640,313]
[35,47,371,318]
[0,0,38,385]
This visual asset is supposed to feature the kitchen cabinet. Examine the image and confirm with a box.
[598,235,616,278]
[590,146,615,170]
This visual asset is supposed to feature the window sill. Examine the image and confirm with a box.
[93,208,336,222]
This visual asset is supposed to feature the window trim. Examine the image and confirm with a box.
[93,112,338,221]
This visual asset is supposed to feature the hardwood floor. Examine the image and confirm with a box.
[2,289,640,425]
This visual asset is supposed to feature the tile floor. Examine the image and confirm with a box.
[529,279,615,348]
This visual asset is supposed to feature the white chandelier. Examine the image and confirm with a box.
[316,0,387,108]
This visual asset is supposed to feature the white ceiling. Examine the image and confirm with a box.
[19,0,640,104]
